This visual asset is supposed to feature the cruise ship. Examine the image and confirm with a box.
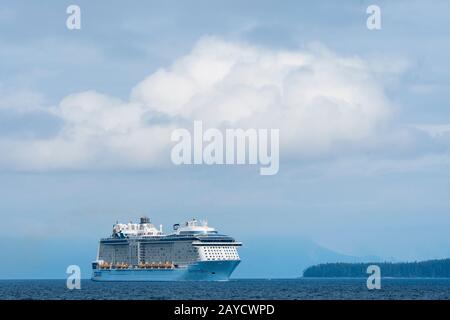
[91,217,242,281]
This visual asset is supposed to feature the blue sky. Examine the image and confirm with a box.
[1,1,450,278]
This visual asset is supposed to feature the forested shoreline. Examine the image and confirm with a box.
[303,259,450,278]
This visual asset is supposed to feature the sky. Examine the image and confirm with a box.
[1,0,450,279]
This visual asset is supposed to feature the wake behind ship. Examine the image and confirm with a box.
[92,217,242,281]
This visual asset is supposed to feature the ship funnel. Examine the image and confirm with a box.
[140,216,150,224]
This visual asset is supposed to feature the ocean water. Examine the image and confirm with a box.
[1,278,450,300]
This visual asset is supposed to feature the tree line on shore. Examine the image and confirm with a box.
[303,258,450,278]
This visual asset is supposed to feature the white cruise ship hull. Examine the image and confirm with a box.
[91,260,240,281]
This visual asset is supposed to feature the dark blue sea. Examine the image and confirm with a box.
[1,278,450,300]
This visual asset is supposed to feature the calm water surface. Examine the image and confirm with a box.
[1,278,450,300]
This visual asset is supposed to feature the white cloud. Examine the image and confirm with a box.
[0,37,409,170]
[132,38,394,155]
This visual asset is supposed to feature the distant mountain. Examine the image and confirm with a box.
[303,259,450,278]
[234,236,380,278]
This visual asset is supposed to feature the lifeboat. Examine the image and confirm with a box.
[100,262,111,269]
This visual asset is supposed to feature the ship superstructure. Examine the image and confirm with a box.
[92,217,242,281]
